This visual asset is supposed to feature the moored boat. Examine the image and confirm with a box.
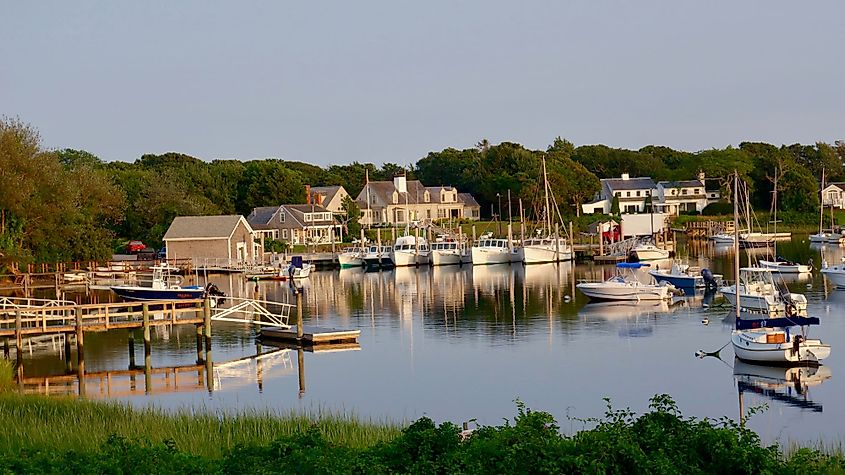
[629,243,670,261]
[110,265,217,301]
[430,240,471,266]
[471,237,521,265]
[648,261,720,289]
[392,233,430,267]
[338,247,364,268]
[576,262,675,301]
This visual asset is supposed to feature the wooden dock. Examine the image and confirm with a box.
[260,325,361,346]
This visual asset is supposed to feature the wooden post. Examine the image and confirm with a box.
[142,303,151,353]
[569,221,575,263]
[330,226,335,256]
[296,290,304,340]
[205,349,213,393]
[599,222,604,256]
[128,331,136,369]
[203,298,212,351]
[15,310,23,363]
[144,349,152,395]
[64,333,72,372]
[75,307,84,380]
[195,324,204,364]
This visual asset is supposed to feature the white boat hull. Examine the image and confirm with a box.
[759,260,811,274]
[821,266,845,288]
[732,330,831,364]
[431,250,470,266]
[576,282,672,301]
[522,245,572,264]
[471,247,520,265]
[392,250,430,267]
[338,254,363,268]
[809,233,828,243]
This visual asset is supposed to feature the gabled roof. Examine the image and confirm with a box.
[311,186,346,206]
[164,215,251,240]
[247,206,279,226]
[824,182,845,190]
[458,193,480,208]
[603,177,655,191]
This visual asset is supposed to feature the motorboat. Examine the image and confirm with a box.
[110,265,215,301]
[363,245,394,270]
[809,233,829,243]
[820,261,845,288]
[471,237,521,265]
[392,234,430,267]
[430,240,471,266]
[576,262,676,301]
[711,233,735,244]
[285,256,312,279]
[648,261,721,290]
[522,237,572,264]
[759,257,811,274]
[719,267,808,317]
[732,322,830,365]
[629,243,670,261]
[338,247,364,268]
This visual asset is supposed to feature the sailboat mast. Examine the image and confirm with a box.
[542,157,552,234]
[820,168,825,234]
[773,167,778,256]
[365,169,371,229]
[734,171,741,322]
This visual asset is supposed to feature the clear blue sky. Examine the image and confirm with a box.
[2,1,842,166]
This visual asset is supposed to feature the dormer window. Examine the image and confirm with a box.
[424,191,430,203]
[392,191,399,204]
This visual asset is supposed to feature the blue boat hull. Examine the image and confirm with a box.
[110,286,206,301]
[649,273,702,289]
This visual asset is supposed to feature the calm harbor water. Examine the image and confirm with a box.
[14,236,845,445]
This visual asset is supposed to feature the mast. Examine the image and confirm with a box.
[365,169,371,229]
[820,168,825,234]
[542,157,552,234]
[773,167,778,256]
[734,171,741,323]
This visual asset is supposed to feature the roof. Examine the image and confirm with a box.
[458,193,480,208]
[603,177,656,191]
[311,186,345,205]
[163,215,250,240]
[247,204,336,230]
[824,182,845,190]
[658,180,704,188]
[247,206,279,226]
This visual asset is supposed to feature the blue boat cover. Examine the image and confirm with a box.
[291,256,303,268]
[735,316,820,330]
[616,262,650,269]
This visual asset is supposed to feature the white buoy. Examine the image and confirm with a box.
[701,317,709,325]
[563,295,571,303]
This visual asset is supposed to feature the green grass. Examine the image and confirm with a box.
[0,393,400,459]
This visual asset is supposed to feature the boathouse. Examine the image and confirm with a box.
[163,215,259,263]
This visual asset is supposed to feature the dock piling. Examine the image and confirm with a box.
[203,298,212,351]
[142,304,151,353]
[296,291,303,340]
[195,325,204,364]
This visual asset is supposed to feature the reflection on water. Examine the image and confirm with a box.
[7,235,845,445]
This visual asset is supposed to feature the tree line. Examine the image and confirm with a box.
[1,117,843,263]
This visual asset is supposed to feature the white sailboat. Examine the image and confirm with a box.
[522,157,572,264]
[810,168,829,243]
[759,171,811,274]
[727,172,830,366]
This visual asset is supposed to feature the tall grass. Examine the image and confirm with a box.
[0,393,400,458]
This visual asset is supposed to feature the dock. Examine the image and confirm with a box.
[260,325,361,346]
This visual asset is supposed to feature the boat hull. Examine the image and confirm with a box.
[759,260,811,274]
[632,249,670,261]
[393,251,430,267]
[431,250,470,266]
[648,270,702,288]
[732,331,831,365]
[338,254,363,268]
[522,245,572,264]
[821,266,845,288]
[576,282,671,301]
[471,247,520,265]
[110,286,205,301]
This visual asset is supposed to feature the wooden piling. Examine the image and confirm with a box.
[128,331,136,369]
[142,303,151,353]
[297,347,305,398]
[203,298,212,351]
[296,291,304,340]
[64,334,72,372]
[205,350,213,393]
[195,325,204,364]
[3,337,8,359]
[15,310,22,363]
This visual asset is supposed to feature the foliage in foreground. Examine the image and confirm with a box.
[1,394,845,474]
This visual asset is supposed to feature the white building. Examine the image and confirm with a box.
[582,172,719,216]
[822,183,845,209]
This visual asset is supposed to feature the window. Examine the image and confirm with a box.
[279,212,285,223]
[615,192,621,197]
[636,190,641,197]
[427,210,431,219]
[626,191,631,197]
[645,190,650,196]
[682,189,688,195]
[695,189,701,194]
[671,189,677,195]
[282,229,288,239]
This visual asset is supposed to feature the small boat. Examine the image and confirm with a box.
[392,233,430,267]
[430,240,471,266]
[719,267,808,317]
[820,261,845,288]
[110,265,215,301]
[285,256,312,279]
[711,233,735,244]
[338,247,364,268]
[809,233,829,243]
[522,237,572,264]
[629,243,670,261]
[471,236,521,265]
[759,257,811,274]
[732,319,830,365]
[648,261,721,289]
[576,262,675,301]
[827,231,845,245]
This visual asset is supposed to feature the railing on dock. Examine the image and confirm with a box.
[212,297,292,328]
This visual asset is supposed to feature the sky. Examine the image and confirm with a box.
[1,1,843,167]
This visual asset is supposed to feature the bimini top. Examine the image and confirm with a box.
[617,262,651,269]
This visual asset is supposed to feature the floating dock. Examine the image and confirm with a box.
[260,325,360,346]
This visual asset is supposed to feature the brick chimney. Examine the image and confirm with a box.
[305,184,311,204]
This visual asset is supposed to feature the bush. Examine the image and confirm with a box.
[702,202,733,215]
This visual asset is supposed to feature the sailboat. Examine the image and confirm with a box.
[760,169,811,274]
[522,157,572,264]
[727,172,831,365]
[810,169,830,243]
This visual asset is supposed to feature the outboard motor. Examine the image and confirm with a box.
[701,268,717,290]
[205,282,226,306]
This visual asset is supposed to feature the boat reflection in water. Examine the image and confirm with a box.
[734,359,831,414]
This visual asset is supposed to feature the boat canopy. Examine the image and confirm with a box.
[616,262,650,269]
[735,316,820,330]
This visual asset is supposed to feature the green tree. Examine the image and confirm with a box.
[340,196,362,240]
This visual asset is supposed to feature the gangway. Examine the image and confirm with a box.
[211,297,292,328]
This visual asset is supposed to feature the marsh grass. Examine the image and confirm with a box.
[0,393,400,458]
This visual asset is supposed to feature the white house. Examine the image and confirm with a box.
[822,183,845,209]
[655,174,709,214]
[581,174,656,215]
[582,172,718,216]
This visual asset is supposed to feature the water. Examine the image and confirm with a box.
[13,236,845,446]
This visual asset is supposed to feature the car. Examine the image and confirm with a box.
[126,240,146,254]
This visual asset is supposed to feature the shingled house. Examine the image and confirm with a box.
[356,175,481,226]
[163,215,258,263]
[247,204,343,245]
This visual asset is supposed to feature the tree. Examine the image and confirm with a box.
[610,195,620,217]
[339,196,362,240]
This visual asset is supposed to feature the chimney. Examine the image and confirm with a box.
[316,193,324,206]
[394,174,407,193]
[621,173,630,181]
[305,184,311,204]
